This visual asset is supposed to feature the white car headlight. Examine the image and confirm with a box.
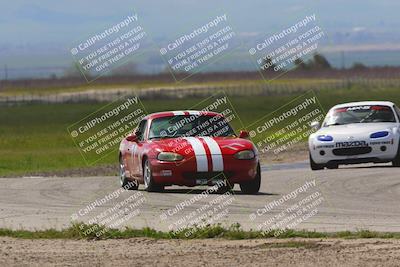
[234,150,255,160]
[157,152,184,162]
[317,135,334,142]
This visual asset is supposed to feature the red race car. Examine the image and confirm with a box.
[118,110,261,194]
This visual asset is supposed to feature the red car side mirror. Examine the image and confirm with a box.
[239,130,249,139]
[126,134,138,142]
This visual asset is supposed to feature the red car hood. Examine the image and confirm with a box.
[151,136,255,156]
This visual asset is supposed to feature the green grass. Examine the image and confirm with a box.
[1,223,400,240]
[1,85,400,176]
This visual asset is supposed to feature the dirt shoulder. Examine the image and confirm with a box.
[259,144,308,165]
[1,237,400,266]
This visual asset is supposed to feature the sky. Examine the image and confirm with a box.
[1,0,399,44]
[0,0,399,78]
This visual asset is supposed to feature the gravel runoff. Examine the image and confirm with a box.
[1,237,400,266]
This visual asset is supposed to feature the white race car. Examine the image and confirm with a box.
[309,101,400,170]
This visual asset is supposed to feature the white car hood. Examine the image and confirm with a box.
[316,123,398,138]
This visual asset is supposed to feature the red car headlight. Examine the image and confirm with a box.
[157,152,184,162]
[234,150,255,160]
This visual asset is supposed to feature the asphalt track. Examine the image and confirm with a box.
[1,162,400,232]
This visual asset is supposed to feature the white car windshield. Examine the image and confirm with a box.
[148,115,236,139]
[324,105,396,126]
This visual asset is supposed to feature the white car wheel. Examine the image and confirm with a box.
[392,142,400,167]
[309,153,325,171]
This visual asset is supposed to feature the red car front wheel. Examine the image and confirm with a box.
[143,159,164,192]
[239,163,261,194]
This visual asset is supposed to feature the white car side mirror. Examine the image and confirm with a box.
[310,121,321,130]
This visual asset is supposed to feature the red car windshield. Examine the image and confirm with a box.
[149,115,235,139]
[324,105,396,126]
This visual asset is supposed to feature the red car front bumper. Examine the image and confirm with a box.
[150,155,258,186]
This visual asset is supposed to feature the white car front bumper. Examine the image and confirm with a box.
[309,137,399,165]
